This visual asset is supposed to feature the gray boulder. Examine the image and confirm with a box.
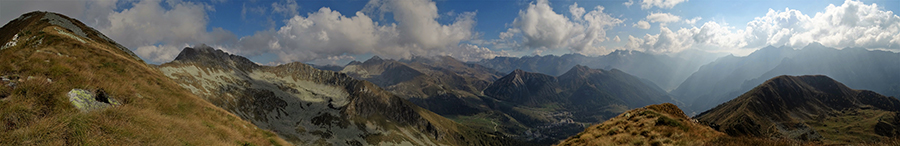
[67,89,120,112]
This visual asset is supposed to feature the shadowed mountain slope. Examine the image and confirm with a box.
[674,43,900,114]
[481,66,678,143]
[0,11,289,145]
[697,75,900,144]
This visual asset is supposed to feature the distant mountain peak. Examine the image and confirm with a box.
[171,44,258,70]
[762,75,850,98]
[510,69,528,76]
[560,65,601,78]
[804,42,825,49]
[366,55,384,63]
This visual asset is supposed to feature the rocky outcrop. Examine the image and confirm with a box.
[67,89,121,112]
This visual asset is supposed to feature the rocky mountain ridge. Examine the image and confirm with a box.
[159,46,520,145]
[476,49,724,91]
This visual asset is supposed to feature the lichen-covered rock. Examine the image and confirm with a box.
[67,89,120,112]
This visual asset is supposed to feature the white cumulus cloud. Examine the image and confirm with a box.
[271,0,300,17]
[626,0,900,54]
[100,0,238,63]
[499,0,623,55]
[441,44,511,62]
[235,0,479,64]
[1,0,242,63]
[641,0,688,9]
[634,20,651,29]
[647,12,681,23]
[684,17,701,25]
[625,26,694,53]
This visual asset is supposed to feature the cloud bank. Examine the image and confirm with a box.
[497,0,623,56]
[229,0,497,64]
[625,0,900,54]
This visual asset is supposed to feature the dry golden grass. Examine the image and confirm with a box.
[554,103,900,146]
[0,14,288,146]
[556,103,724,146]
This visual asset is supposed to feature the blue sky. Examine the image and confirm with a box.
[2,0,898,65]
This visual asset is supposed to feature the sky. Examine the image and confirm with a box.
[1,0,898,65]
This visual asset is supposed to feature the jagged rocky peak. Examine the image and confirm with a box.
[172,44,259,70]
[510,69,527,75]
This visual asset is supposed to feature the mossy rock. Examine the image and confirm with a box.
[67,88,120,112]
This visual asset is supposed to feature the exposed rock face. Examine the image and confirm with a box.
[696,75,900,144]
[67,89,121,112]
[160,47,518,145]
[340,56,503,116]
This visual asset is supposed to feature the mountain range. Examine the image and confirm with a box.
[561,75,900,145]
[673,43,900,114]
[4,11,900,146]
[697,75,900,144]
[328,56,679,144]
[475,49,724,91]
[158,46,520,145]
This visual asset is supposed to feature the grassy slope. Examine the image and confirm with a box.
[556,103,724,146]
[554,103,836,146]
[0,12,288,145]
[696,75,900,144]
[806,109,895,144]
